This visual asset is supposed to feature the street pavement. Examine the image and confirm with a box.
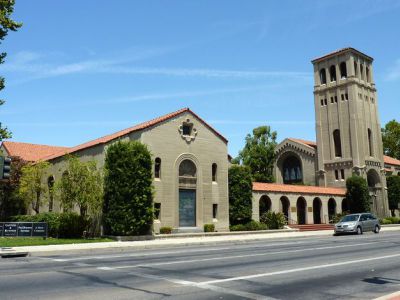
[1,231,400,299]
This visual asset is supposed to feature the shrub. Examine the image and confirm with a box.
[346,176,370,213]
[103,141,154,236]
[160,226,172,234]
[228,165,253,225]
[260,211,286,229]
[11,212,88,238]
[230,220,267,231]
[204,224,215,232]
[384,217,400,224]
[381,218,393,225]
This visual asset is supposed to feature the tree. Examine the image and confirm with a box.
[18,161,50,214]
[382,120,400,160]
[345,175,370,213]
[228,165,253,225]
[103,141,153,236]
[387,175,400,216]
[56,156,103,217]
[0,156,27,220]
[0,0,22,140]
[236,126,277,182]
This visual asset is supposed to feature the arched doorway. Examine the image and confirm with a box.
[259,195,272,219]
[178,159,197,227]
[282,155,303,184]
[297,197,307,225]
[280,196,290,223]
[313,198,322,224]
[328,198,337,221]
[341,198,349,213]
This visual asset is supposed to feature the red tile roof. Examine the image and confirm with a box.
[311,47,373,63]
[384,155,400,166]
[42,107,228,161]
[1,141,69,162]
[253,182,346,196]
[288,138,317,149]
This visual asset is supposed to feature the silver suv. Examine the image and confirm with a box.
[334,213,380,235]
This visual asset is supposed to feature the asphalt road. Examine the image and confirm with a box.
[1,231,400,300]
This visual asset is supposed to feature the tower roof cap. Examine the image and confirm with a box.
[311,47,373,64]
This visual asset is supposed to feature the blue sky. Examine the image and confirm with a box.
[1,0,400,156]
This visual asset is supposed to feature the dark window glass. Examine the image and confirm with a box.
[182,124,192,136]
[368,129,373,157]
[340,62,347,79]
[320,68,327,84]
[341,169,345,180]
[213,204,218,219]
[283,156,302,184]
[335,170,339,180]
[154,203,161,220]
[324,98,327,105]
[212,163,217,182]
[333,129,342,157]
[330,65,337,82]
[155,157,161,179]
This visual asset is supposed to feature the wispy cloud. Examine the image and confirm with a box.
[0,50,311,84]
[386,59,400,81]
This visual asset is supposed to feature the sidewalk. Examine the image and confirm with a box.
[2,226,400,256]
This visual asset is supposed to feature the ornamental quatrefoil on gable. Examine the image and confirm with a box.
[179,118,197,143]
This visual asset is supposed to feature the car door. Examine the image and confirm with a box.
[359,214,368,231]
[364,214,373,231]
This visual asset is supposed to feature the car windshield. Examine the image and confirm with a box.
[340,215,359,222]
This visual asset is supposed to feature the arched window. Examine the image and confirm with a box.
[368,129,373,157]
[340,62,347,79]
[155,157,161,179]
[212,163,217,182]
[329,65,336,82]
[354,61,358,77]
[179,160,196,177]
[360,64,364,80]
[320,68,327,84]
[283,156,302,184]
[48,176,55,212]
[333,129,342,157]
[366,67,370,83]
[259,195,272,218]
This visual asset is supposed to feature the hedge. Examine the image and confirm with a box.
[11,212,88,238]
[230,220,267,231]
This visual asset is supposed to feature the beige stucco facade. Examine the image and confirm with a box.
[42,110,230,233]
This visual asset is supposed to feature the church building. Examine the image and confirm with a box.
[253,48,391,224]
[1,47,395,232]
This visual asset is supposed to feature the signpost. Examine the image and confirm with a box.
[0,222,47,238]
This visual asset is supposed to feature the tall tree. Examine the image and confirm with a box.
[0,156,27,220]
[103,141,153,236]
[228,165,253,225]
[387,175,400,216]
[0,0,22,140]
[382,120,400,160]
[236,126,277,182]
[345,175,370,213]
[56,156,103,217]
[18,161,50,214]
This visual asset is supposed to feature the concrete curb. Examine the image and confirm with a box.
[2,226,400,256]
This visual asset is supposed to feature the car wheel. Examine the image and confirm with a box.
[357,226,363,235]
[374,225,380,234]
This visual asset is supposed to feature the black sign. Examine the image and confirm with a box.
[3,223,17,237]
[32,223,47,237]
[0,222,47,237]
[18,223,33,237]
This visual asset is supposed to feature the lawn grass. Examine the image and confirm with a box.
[0,237,114,247]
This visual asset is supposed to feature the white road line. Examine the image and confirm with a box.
[96,241,379,270]
[198,253,400,285]
[127,271,276,300]
[49,241,302,262]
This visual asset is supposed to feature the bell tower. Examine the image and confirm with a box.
[312,48,389,216]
